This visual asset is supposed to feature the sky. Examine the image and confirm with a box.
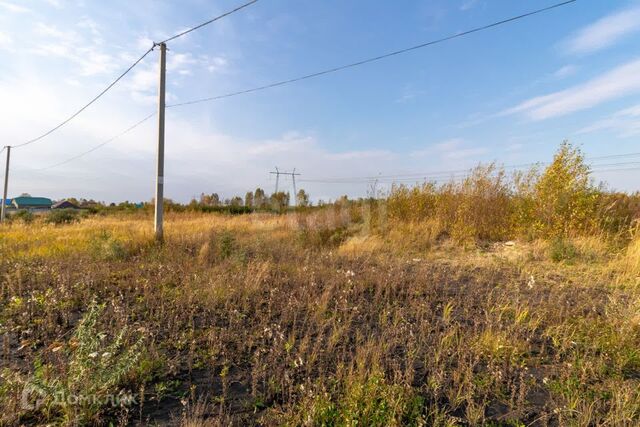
[1,0,640,203]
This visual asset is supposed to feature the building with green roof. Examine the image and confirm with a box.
[12,196,52,210]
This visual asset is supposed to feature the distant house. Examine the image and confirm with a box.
[52,200,79,210]
[12,196,52,211]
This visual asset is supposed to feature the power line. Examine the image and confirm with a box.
[299,152,640,183]
[13,48,154,149]
[168,0,578,108]
[298,159,640,185]
[158,0,260,44]
[16,0,578,168]
[11,0,261,150]
[30,112,156,172]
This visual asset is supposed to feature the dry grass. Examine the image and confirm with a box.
[1,211,639,426]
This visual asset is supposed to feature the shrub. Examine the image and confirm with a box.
[23,301,144,424]
[287,372,425,426]
[532,141,600,238]
[90,231,128,261]
[13,209,35,224]
[383,142,623,245]
[549,237,578,263]
[46,209,79,225]
[386,164,512,245]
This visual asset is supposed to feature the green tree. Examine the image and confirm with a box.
[230,196,243,207]
[296,189,310,207]
[245,191,254,208]
[533,141,599,237]
[270,192,290,213]
[254,188,267,209]
[200,193,220,207]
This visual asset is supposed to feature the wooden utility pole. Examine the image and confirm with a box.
[154,43,167,241]
[1,146,10,222]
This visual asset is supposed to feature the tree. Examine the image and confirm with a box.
[245,191,254,208]
[270,192,290,213]
[200,193,220,206]
[296,189,310,207]
[533,141,599,237]
[230,196,243,207]
[254,188,267,209]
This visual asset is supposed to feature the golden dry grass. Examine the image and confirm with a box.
[1,212,639,426]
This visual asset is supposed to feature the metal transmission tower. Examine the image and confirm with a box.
[271,167,280,193]
[269,168,301,206]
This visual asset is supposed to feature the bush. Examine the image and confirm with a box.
[286,372,425,426]
[549,238,578,263]
[24,301,144,424]
[383,142,626,246]
[13,210,34,224]
[531,141,600,238]
[387,164,512,245]
[46,209,79,225]
[90,231,128,261]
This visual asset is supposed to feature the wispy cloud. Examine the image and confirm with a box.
[563,5,640,55]
[460,0,480,12]
[30,22,119,77]
[395,85,427,104]
[502,58,640,121]
[42,0,63,8]
[578,104,640,137]
[412,138,486,159]
[552,64,578,79]
[0,31,12,50]
[0,1,30,13]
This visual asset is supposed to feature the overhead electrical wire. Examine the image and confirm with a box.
[12,48,154,149]
[298,158,640,185]
[168,0,578,108]
[31,112,156,172]
[10,0,261,150]
[298,153,640,184]
[21,0,579,169]
[158,0,260,44]
[28,0,578,169]
[11,0,592,182]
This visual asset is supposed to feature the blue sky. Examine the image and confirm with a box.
[1,0,640,203]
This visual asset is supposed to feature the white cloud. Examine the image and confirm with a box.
[460,0,479,12]
[326,150,392,161]
[0,1,30,13]
[30,22,118,77]
[412,138,487,160]
[563,5,640,55]
[503,58,640,121]
[578,104,640,137]
[205,56,228,73]
[552,64,578,79]
[0,31,12,50]
[42,0,62,8]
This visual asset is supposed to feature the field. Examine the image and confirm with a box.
[1,145,640,426]
[0,210,638,426]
